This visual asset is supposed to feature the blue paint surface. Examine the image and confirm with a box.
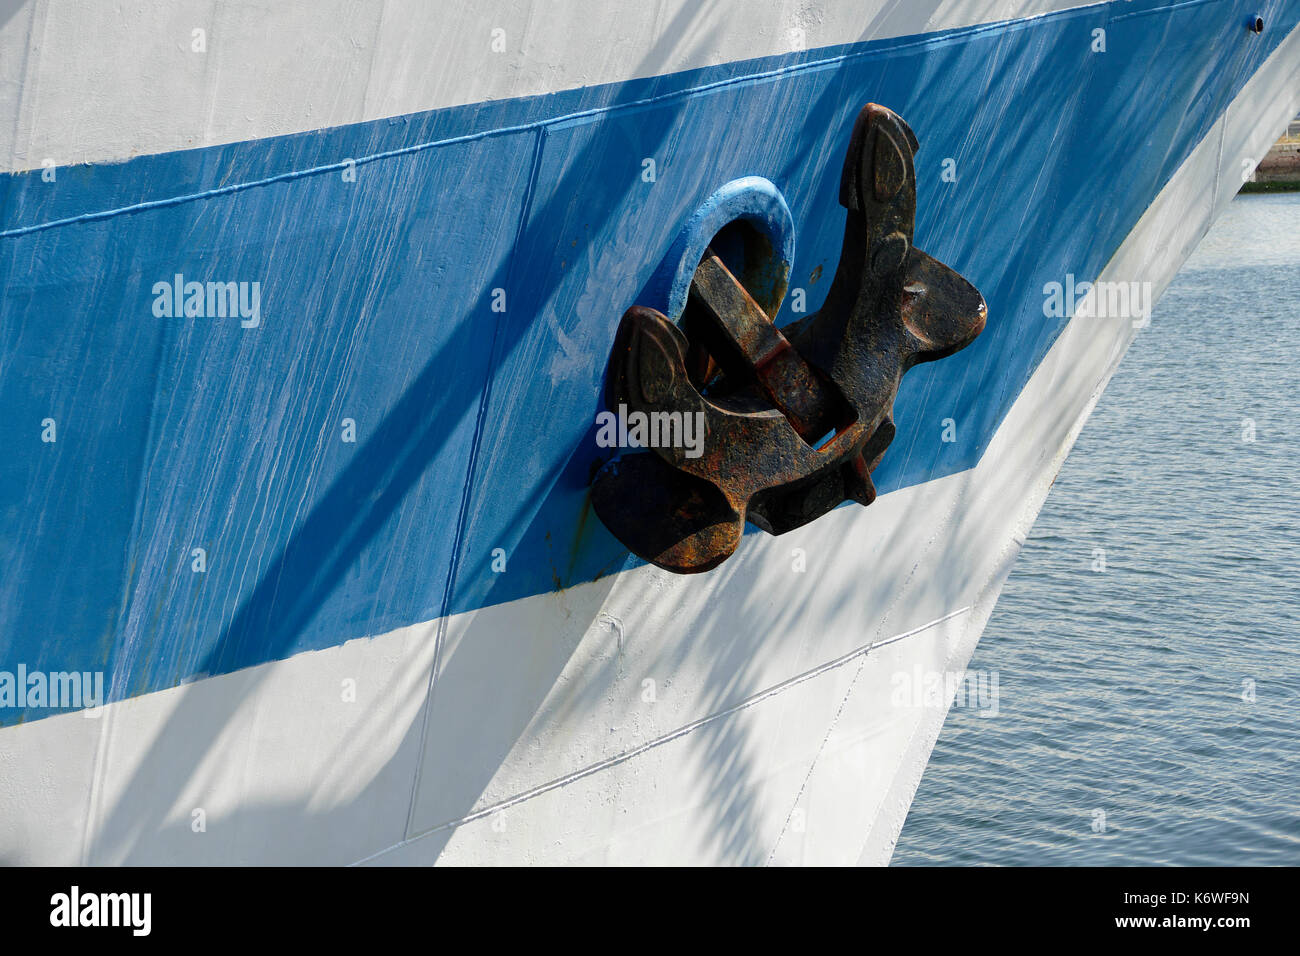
[0,0,1295,724]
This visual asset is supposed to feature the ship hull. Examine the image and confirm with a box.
[1,1,1298,864]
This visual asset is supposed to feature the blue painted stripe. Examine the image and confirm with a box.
[1,0,1295,725]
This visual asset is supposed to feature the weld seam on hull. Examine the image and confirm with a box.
[403,125,550,842]
[356,604,972,863]
[765,476,976,862]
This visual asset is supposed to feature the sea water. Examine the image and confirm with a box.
[893,193,1300,866]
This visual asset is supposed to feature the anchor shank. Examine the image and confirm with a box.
[688,251,836,442]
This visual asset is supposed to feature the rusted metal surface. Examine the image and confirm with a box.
[592,104,987,573]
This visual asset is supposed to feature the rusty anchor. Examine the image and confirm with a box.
[591,104,987,574]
